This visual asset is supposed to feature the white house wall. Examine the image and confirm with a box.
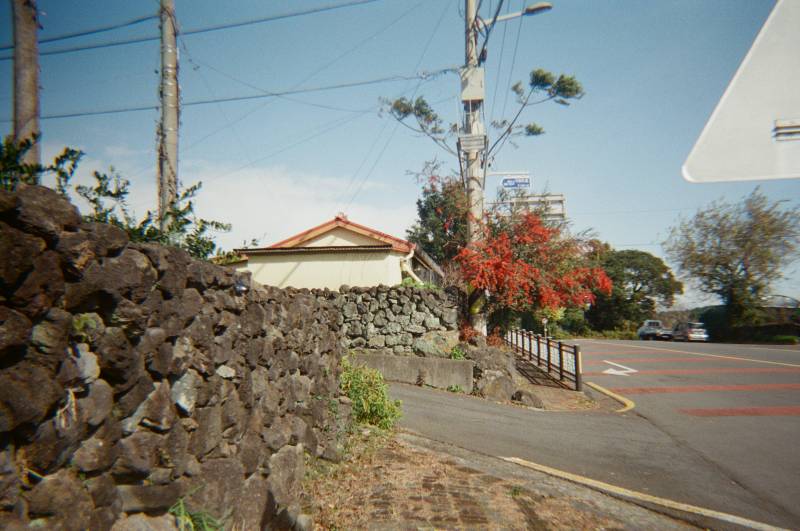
[238,252,405,290]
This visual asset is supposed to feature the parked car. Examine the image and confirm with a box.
[637,320,672,340]
[673,321,709,342]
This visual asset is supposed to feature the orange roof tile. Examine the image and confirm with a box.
[253,214,414,254]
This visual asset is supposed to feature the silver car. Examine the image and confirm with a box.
[673,321,709,342]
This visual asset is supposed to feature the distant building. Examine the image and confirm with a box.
[234,215,442,290]
[489,193,567,222]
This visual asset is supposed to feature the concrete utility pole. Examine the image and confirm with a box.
[12,0,40,166]
[460,1,552,333]
[157,0,180,229]
[462,0,489,334]
[463,0,484,247]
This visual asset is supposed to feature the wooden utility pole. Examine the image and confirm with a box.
[12,0,40,166]
[157,0,179,229]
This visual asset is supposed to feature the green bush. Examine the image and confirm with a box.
[399,276,439,291]
[758,335,798,345]
[446,384,463,393]
[340,357,402,430]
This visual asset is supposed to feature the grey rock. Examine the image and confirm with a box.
[367,335,386,348]
[117,483,184,513]
[80,378,114,426]
[267,444,304,509]
[74,343,100,383]
[406,324,426,335]
[72,432,117,473]
[512,389,545,408]
[25,469,92,528]
[0,307,31,354]
[172,369,201,415]
[123,382,174,434]
[477,370,516,401]
[113,431,160,477]
[215,365,236,379]
[424,315,441,329]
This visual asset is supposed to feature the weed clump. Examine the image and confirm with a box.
[340,357,402,430]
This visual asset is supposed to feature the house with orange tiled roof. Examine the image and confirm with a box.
[234,214,442,290]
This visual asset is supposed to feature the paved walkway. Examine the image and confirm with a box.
[306,429,693,530]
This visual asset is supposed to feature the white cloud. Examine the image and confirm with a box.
[184,160,417,251]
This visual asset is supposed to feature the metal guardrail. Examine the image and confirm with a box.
[504,329,582,391]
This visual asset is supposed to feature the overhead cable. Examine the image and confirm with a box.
[0,13,157,52]
[0,0,384,61]
[0,68,456,122]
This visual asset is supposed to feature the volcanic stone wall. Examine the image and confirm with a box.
[0,185,348,529]
[318,285,460,357]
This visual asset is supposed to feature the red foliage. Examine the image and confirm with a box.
[486,327,505,346]
[459,324,480,343]
[456,212,612,312]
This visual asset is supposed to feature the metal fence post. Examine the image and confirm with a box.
[558,341,564,381]
[575,346,583,391]
[546,336,551,373]
[536,335,541,365]
[527,331,532,361]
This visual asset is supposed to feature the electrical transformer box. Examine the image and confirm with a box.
[460,67,485,102]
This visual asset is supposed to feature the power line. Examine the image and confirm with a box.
[344,0,451,210]
[0,0,385,61]
[500,2,524,119]
[0,14,157,52]
[0,68,457,122]
[175,0,425,156]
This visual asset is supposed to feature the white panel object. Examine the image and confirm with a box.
[460,67,485,102]
[682,0,800,182]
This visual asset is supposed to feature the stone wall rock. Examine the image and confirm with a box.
[0,185,348,530]
[315,285,459,358]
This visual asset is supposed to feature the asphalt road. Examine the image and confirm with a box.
[390,340,800,529]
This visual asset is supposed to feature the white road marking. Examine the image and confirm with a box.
[602,360,638,376]
[586,340,800,368]
[501,456,787,531]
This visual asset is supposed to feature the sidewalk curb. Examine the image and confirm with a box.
[502,456,787,531]
[585,381,635,412]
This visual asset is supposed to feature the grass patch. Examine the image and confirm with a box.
[449,345,466,360]
[446,384,463,393]
[169,492,225,531]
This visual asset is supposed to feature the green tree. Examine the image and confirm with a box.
[1,136,230,260]
[386,68,584,165]
[586,249,683,331]
[405,160,468,264]
[664,188,800,330]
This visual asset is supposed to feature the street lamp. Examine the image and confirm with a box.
[477,2,553,31]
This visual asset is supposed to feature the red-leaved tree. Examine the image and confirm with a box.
[456,212,612,314]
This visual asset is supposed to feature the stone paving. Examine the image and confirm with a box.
[304,430,694,530]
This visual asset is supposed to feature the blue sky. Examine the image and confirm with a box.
[1,0,797,307]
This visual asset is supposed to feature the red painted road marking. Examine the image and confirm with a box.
[583,367,800,376]
[583,357,721,365]
[610,383,800,395]
[680,406,800,417]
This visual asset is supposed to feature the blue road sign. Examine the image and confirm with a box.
[501,177,531,189]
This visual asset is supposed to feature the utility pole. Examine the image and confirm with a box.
[461,0,489,334]
[157,0,179,230]
[12,0,40,166]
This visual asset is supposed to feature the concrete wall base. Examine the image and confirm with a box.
[353,353,474,393]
